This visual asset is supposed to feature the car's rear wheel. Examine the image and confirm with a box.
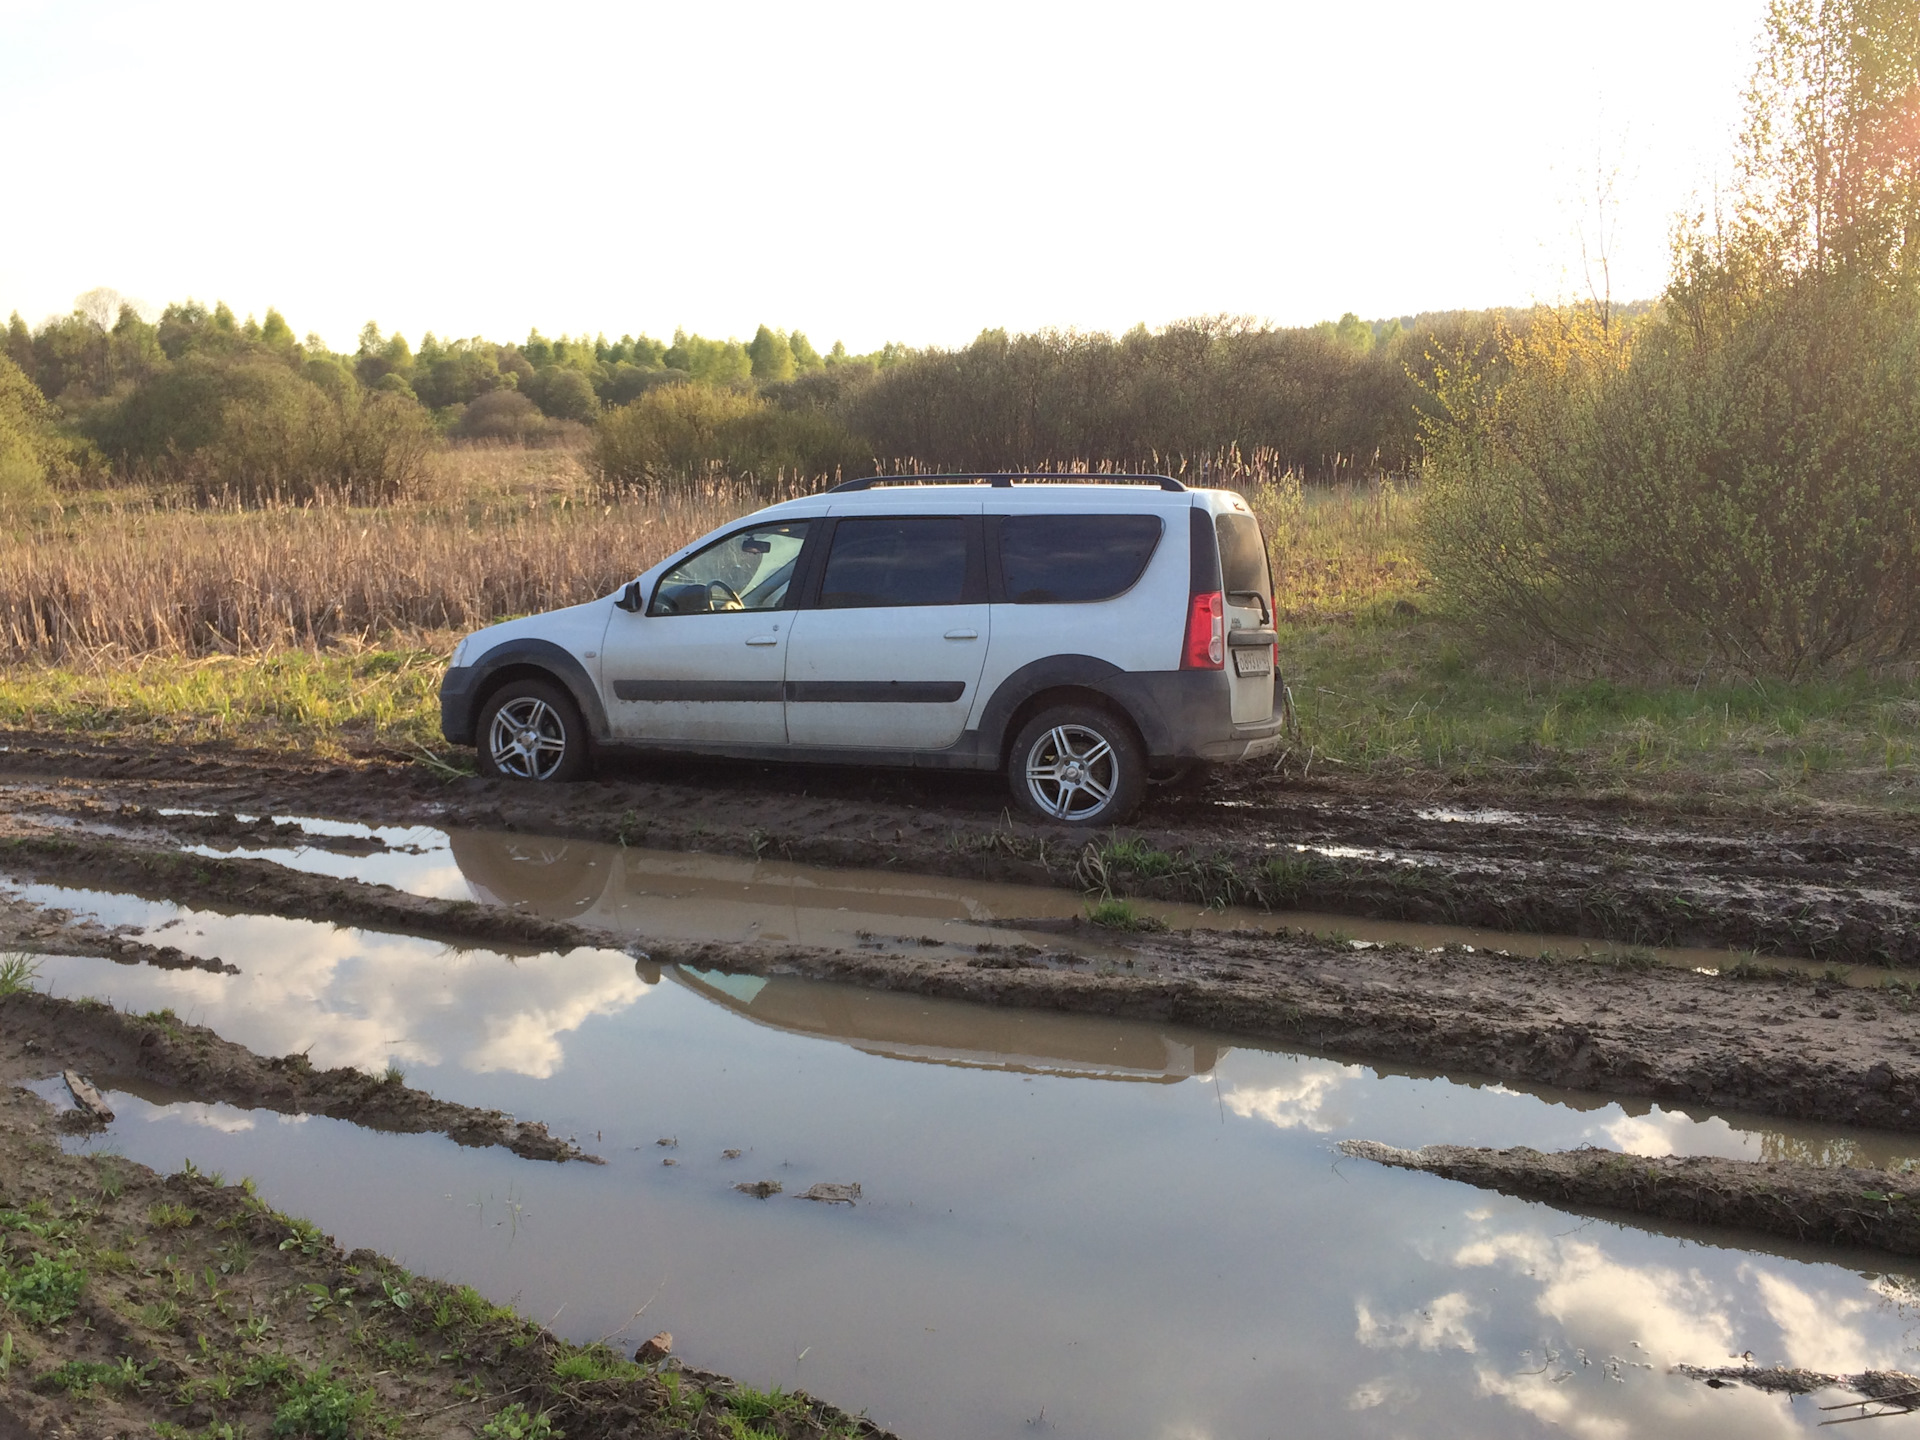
[477,678,589,782]
[1009,705,1145,825]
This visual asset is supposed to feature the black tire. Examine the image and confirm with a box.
[1008,704,1146,825]
[475,677,589,782]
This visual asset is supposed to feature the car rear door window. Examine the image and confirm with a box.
[997,514,1163,603]
[818,517,969,608]
[1214,512,1272,600]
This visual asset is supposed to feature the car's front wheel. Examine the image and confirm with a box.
[1009,705,1145,825]
[477,678,589,782]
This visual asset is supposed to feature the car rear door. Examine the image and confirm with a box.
[1212,505,1277,725]
[782,509,989,750]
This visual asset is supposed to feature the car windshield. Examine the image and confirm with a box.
[649,522,811,616]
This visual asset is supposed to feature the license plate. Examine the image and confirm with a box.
[1233,648,1273,677]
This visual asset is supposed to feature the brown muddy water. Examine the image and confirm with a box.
[156,811,1883,980]
[9,825,1920,1437]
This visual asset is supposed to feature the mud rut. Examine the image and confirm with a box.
[5,739,1920,1268]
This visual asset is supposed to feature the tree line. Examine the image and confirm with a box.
[1,281,1572,507]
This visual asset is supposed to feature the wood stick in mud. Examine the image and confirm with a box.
[62,1068,113,1124]
[1337,1139,1920,1257]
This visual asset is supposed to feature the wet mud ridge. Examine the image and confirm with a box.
[5,738,1920,964]
[0,990,601,1163]
[1339,1139,1920,1257]
[0,1082,897,1439]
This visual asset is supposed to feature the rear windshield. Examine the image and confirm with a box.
[1214,512,1271,600]
[997,514,1164,604]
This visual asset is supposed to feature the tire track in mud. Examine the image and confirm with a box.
[4,737,1917,963]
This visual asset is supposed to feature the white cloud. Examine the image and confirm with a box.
[1222,1063,1352,1133]
[1355,1291,1483,1353]
[32,916,653,1080]
[146,1101,254,1134]
[1750,1269,1896,1374]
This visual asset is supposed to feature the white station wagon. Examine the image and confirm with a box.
[440,474,1287,824]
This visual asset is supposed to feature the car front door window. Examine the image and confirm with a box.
[649,523,809,616]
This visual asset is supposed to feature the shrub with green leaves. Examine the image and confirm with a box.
[481,1402,562,1439]
[270,1373,367,1439]
[0,1251,86,1326]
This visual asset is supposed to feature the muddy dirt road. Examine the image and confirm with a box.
[3,746,1920,1137]
[9,737,1920,1435]
[5,732,1920,965]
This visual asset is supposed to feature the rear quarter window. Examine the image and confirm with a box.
[997,514,1164,604]
[1214,512,1271,598]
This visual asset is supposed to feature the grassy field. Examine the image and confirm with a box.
[2,450,1916,810]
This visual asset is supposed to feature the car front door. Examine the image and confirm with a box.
[782,511,989,750]
[598,519,813,747]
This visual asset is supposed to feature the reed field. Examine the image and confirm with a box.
[0,444,1915,808]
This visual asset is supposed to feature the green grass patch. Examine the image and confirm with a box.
[33,1354,153,1396]
[0,953,38,997]
[552,1343,645,1385]
[1084,898,1166,932]
[0,649,450,761]
[1280,608,1920,808]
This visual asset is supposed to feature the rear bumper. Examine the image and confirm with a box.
[1197,721,1287,762]
[440,666,480,746]
[1105,669,1284,765]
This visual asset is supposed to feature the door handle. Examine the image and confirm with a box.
[745,636,780,647]
[943,629,979,640]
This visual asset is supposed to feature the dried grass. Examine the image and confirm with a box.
[0,456,763,663]
[0,445,1428,663]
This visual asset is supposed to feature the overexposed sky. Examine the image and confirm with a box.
[0,0,1770,354]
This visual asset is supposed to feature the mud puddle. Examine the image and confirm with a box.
[16,883,1920,1438]
[151,811,1908,983]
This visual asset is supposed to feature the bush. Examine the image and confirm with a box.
[593,383,866,487]
[0,355,58,510]
[1419,277,1920,676]
[455,389,544,442]
[95,354,433,505]
[524,366,598,422]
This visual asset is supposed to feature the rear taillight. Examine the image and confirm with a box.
[1272,593,1279,666]
[1183,591,1224,669]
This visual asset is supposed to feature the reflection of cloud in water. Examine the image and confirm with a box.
[1592,1109,1759,1160]
[1749,1268,1896,1374]
[1454,1228,1734,1363]
[35,907,652,1079]
[1355,1291,1482,1352]
[1451,1224,1809,1439]
[147,1102,255,1134]
[1221,1059,1352,1133]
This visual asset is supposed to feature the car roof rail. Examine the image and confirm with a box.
[827,472,1188,494]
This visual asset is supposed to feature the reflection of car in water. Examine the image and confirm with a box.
[447,826,1224,1082]
[449,830,616,919]
[674,968,1224,1083]
[451,829,1221,1090]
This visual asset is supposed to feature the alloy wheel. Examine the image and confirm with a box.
[487,697,569,780]
[1024,723,1118,821]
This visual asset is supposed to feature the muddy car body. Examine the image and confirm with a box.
[439,475,1286,823]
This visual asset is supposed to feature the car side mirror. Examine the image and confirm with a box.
[615,581,644,613]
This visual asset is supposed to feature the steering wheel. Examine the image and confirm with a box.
[706,580,746,612]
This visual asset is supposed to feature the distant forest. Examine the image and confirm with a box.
[0,292,1656,502]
